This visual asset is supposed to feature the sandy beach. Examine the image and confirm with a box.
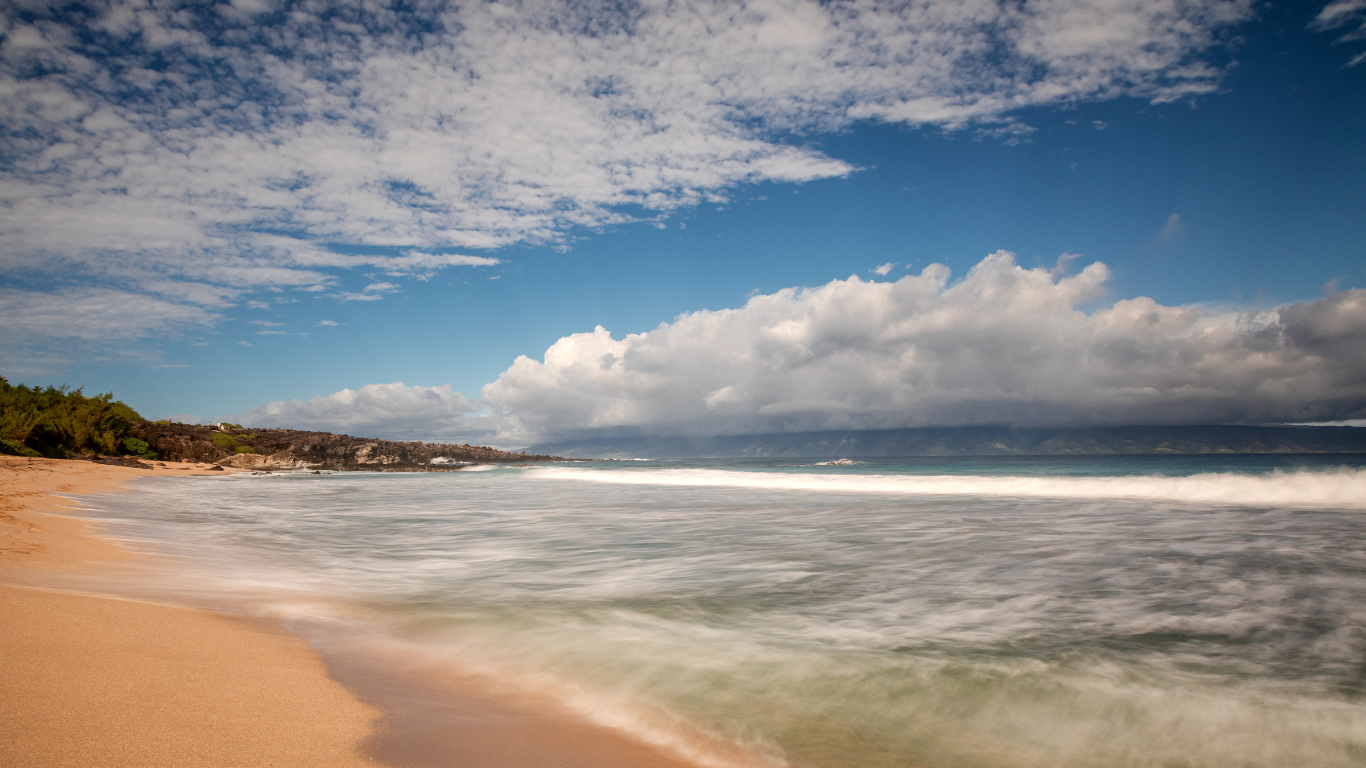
[0,456,709,768]
[0,456,383,768]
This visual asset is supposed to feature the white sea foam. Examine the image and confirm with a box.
[64,463,1366,768]
[528,466,1366,507]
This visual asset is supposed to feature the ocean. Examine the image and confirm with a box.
[65,455,1366,768]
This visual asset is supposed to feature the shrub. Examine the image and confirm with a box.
[0,377,144,457]
[121,437,158,460]
[234,445,256,454]
[0,438,42,457]
[209,433,238,450]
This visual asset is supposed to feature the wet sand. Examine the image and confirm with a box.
[0,456,709,768]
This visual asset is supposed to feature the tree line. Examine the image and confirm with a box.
[0,377,156,459]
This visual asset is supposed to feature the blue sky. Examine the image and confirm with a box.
[3,0,1365,446]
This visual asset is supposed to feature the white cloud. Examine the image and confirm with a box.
[1,0,1254,347]
[874,262,896,276]
[1313,0,1366,65]
[0,287,216,341]
[229,382,487,442]
[1313,1,1366,50]
[229,252,1366,446]
[479,252,1366,443]
[316,320,341,327]
[0,286,218,374]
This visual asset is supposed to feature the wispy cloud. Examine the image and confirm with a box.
[1159,214,1184,240]
[1312,0,1366,65]
[0,0,1255,353]
[873,263,897,276]
[316,320,342,327]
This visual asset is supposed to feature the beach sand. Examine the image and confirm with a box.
[0,456,708,768]
[0,456,382,768]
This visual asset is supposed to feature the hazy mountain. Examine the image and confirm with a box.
[525,425,1366,459]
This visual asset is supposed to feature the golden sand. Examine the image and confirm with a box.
[0,456,381,768]
[0,456,707,768]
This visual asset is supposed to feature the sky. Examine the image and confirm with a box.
[2,0,1365,447]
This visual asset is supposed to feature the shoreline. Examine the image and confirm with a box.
[0,456,714,768]
[0,455,384,768]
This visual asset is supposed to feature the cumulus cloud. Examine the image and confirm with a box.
[230,252,1366,445]
[1,0,1253,350]
[228,382,487,442]
[874,263,897,276]
[479,252,1366,443]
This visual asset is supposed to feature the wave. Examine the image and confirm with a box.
[527,466,1366,507]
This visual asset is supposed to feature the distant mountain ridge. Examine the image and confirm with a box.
[525,425,1366,459]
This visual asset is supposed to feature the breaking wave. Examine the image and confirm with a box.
[528,466,1366,507]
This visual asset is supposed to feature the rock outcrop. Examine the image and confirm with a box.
[130,423,569,471]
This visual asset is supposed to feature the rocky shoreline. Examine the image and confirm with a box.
[128,422,571,471]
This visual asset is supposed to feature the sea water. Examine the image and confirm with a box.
[69,455,1366,767]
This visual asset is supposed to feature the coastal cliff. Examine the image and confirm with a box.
[131,422,566,471]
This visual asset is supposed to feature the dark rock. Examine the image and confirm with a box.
[89,456,151,468]
[129,422,576,472]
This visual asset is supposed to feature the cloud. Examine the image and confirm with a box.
[478,252,1366,443]
[0,286,218,374]
[1159,213,1184,240]
[1092,120,1108,130]
[0,0,1254,350]
[249,320,285,326]
[316,320,341,327]
[1313,0,1366,65]
[1313,1,1366,40]
[228,382,486,442]
[227,252,1366,446]
[874,263,897,276]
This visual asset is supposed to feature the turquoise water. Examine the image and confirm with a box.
[78,455,1366,767]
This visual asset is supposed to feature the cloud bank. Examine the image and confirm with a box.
[2,0,1253,354]
[232,382,485,440]
[233,252,1366,445]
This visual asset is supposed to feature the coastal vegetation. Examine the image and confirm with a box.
[0,377,151,459]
